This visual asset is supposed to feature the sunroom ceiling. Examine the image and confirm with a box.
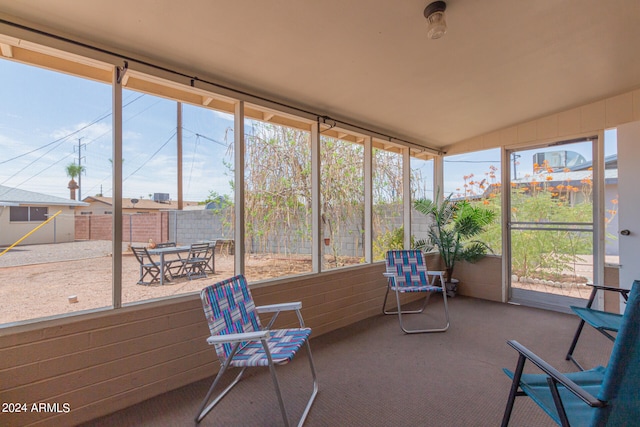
[0,0,639,151]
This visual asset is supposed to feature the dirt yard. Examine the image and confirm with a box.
[0,240,324,325]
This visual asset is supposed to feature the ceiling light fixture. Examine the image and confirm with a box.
[424,1,447,40]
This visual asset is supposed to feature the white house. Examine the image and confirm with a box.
[0,185,88,246]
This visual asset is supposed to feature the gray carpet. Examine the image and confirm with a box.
[81,295,612,426]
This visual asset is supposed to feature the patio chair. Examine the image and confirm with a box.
[501,280,640,427]
[201,240,216,274]
[382,250,450,334]
[181,242,210,280]
[195,275,318,425]
[565,284,630,370]
[131,246,164,285]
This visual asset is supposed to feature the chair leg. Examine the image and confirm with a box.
[137,266,160,285]
[197,338,318,426]
[298,340,319,427]
[501,353,526,427]
[547,377,571,427]
[382,284,429,315]
[393,289,450,334]
[263,338,319,427]
[195,344,245,424]
[263,339,291,427]
[565,319,586,371]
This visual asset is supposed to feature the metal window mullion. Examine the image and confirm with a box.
[594,132,605,305]
[112,65,124,309]
[433,155,443,199]
[234,101,245,275]
[177,102,183,210]
[502,146,511,303]
[510,226,593,232]
[511,221,595,226]
[364,136,372,263]
[312,121,321,272]
[403,147,411,249]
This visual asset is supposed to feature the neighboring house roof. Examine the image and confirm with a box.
[0,185,89,207]
[81,196,202,210]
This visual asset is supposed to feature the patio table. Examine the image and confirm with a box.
[148,242,217,285]
[147,245,190,286]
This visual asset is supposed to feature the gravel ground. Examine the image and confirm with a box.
[0,240,128,267]
[0,240,312,324]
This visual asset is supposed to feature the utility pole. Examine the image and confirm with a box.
[511,153,521,180]
[75,137,86,200]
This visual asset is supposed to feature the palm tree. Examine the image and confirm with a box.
[65,163,85,200]
[414,191,496,284]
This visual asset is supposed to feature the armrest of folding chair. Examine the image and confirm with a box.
[257,302,302,313]
[507,340,605,408]
[206,330,269,345]
[257,302,307,329]
[588,284,630,301]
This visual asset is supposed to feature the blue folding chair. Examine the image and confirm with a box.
[195,275,318,426]
[565,284,630,370]
[501,280,640,427]
[382,250,449,334]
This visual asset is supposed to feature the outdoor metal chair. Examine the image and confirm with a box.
[201,240,216,274]
[382,250,450,334]
[501,280,640,427]
[565,284,630,370]
[181,242,210,280]
[195,275,318,426]
[131,246,164,285]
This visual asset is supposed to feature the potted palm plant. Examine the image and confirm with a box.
[414,192,496,296]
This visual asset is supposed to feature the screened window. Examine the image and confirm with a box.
[0,57,112,324]
[443,148,501,254]
[9,206,28,222]
[30,206,48,221]
[321,135,365,270]
[243,120,312,281]
[372,147,404,261]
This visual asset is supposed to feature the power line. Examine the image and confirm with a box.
[123,130,177,183]
[182,128,229,147]
[1,134,71,186]
[0,92,146,167]
[10,151,76,189]
[3,93,151,193]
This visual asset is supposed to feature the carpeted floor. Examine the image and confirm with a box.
[81,295,612,427]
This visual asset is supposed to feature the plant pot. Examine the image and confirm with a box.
[323,238,330,246]
[445,278,459,298]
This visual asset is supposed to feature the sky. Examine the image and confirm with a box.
[0,57,619,204]
[0,59,235,202]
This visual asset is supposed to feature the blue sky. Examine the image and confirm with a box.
[0,59,235,202]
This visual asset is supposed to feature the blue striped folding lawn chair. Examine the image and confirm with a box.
[195,274,318,426]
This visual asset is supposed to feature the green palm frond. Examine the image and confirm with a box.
[413,189,496,280]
